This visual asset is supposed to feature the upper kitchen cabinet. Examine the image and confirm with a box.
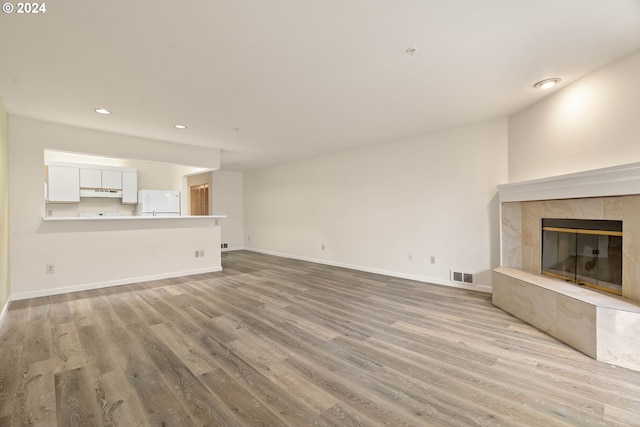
[47,165,80,202]
[48,162,137,205]
[102,169,122,189]
[80,167,123,190]
[80,168,101,188]
[122,171,137,204]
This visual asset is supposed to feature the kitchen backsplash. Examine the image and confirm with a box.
[46,198,136,217]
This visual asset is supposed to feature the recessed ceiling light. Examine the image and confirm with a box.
[533,78,561,90]
[95,108,111,115]
[174,124,187,129]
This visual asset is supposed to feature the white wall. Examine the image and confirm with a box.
[212,170,244,251]
[509,48,640,182]
[0,99,9,316]
[244,119,508,290]
[9,116,222,299]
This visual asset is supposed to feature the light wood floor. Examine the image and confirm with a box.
[1,251,639,426]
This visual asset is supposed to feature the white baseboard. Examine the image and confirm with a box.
[246,248,491,293]
[475,284,492,293]
[10,267,223,301]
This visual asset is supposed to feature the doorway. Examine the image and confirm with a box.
[190,183,209,215]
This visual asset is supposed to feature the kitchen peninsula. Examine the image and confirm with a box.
[32,212,226,301]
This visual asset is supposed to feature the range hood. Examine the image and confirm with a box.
[79,189,123,198]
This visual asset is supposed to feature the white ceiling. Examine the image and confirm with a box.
[1,1,640,171]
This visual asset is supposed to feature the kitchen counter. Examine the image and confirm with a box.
[43,215,227,221]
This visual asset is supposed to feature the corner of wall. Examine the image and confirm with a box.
[0,97,10,317]
[212,170,244,251]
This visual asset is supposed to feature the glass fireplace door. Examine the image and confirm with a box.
[541,219,622,295]
[541,229,576,281]
[575,233,600,285]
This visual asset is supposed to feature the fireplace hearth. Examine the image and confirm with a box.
[541,218,622,295]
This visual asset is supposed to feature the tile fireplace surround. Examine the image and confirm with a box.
[494,163,640,373]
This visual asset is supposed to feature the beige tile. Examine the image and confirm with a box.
[492,272,556,334]
[603,197,623,220]
[521,201,543,271]
[622,196,640,301]
[521,245,539,274]
[521,201,542,247]
[555,295,596,358]
[597,307,640,372]
[543,198,604,220]
[501,202,522,269]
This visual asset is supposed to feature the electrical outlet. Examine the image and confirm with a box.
[430,256,436,264]
[195,250,200,258]
[46,264,55,274]
[199,250,205,257]
[322,244,325,251]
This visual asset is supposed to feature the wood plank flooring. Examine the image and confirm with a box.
[1,250,640,426]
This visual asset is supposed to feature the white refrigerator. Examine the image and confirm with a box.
[136,190,181,216]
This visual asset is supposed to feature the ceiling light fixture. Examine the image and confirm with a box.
[174,124,187,129]
[95,108,111,115]
[533,78,561,90]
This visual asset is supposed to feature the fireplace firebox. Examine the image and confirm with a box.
[541,218,622,295]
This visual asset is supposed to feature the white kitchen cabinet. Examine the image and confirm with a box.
[102,170,122,189]
[47,165,80,202]
[121,171,138,204]
[80,168,102,188]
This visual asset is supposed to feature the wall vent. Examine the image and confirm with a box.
[221,243,229,249]
[451,270,474,285]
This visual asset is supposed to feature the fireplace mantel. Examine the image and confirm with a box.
[498,162,640,203]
